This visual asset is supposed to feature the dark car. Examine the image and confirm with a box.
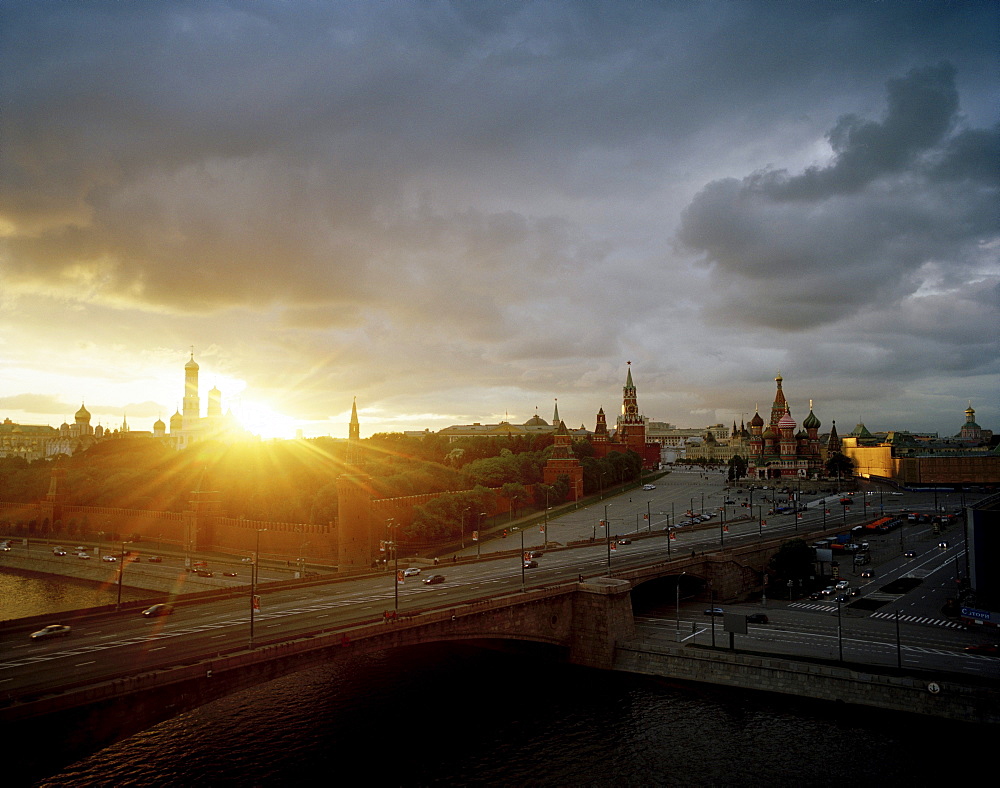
[746,613,769,624]
[964,643,1000,657]
[835,594,850,603]
[223,571,238,577]
[523,560,538,568]
[617,538,632,545]
[195,569,214,577]
[423,574,445,585]
[938,541,949,549]
[147,555,162,563]
[903,550,917,558]
[527,550,544,558]
[141,604,174,618]
[704,607,725,616]
[860,570,874,578]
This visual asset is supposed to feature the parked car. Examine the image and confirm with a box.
[30,624,71,640]
[423,574,445,585]
[141,604,174,618]
[746,613,769,624]
[704,607,725,616]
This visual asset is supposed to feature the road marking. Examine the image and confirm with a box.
[75,661,96,666]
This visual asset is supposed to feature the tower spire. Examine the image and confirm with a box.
[553,398,560,425]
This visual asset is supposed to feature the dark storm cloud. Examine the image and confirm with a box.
[679,64,999,331]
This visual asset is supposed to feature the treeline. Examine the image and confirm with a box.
[0,432,644,533]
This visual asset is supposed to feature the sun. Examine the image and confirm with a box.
[234,400,298,440]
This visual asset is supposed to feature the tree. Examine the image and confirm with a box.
[825,452,854,481]
[500,482,528,519]
[728,455,748,482]
[768,539,815,585]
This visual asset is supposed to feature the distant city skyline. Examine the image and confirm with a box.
[1,2,996,441]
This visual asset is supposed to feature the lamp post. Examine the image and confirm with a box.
[250,528,267,649]
[604,503,613,569]
[544,488,550,547]
[675,572,686,637]
[514,527,525,591]
[460,507,470,549]
[663,512,672,559]
[116,540,130,611]
[385,518,399,611]
[476,512,485,559]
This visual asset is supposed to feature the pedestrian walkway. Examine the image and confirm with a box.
[868,611,965,630]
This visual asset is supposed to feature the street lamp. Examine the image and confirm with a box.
[460,507,470,549]
[476,512,485,559]
[250,528,267,649]
[604,503,613,568]
[675,571,686,637]
[116,540,131,611]
[385,518,399,611]
[514,527,525,591]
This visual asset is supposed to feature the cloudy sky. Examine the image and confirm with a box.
[1,0,997,440]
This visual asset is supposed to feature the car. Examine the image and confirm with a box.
[52,549,67,556]
[195,569,214,577]
[704,607,725,616]
[74,546,87,552]
[904,550,917,558]
[890,492,903,496]
[527,550,544,558]
[30,624,71,640]
[808,592,822,600]
[860,570,874,578]
[403,567,421,577]
[938,541,949,549]
[102,554,117,562]
[141,604,174,618]
[223,571,238,577]
[724,499,736,505]
[241,557,254,564]
[642,484,656,490]
[523,560,538,568]
[834,594,850,603]
[835,580,849,590]
[746,613,769,624]
[821,586,836,596]
[129,555,141,562]
[147,555,162,563]
[76,552,90,559]
[964,644,1000,657]
[423,574,445,585]
[617,538,631,545]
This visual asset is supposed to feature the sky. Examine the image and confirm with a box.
[1,0,998,441]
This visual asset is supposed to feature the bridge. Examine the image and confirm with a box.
[3,523,996,785]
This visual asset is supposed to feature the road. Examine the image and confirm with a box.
[1,471,995,704]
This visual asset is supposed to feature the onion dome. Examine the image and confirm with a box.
[762,425,776,440]
[778,408,796,430]
[750,410,764,427]
[796,429,808,439]
[803,410,820,430]
[75,403,90,420]
[185,353,199,371]
[169,410,182,429]
[154,417,166,431]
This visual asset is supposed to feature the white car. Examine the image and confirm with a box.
[30,624,71,640]
[76,552,91,559]
[102,554,117,562]
[403,567,421,577]
[642,484,656,490]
